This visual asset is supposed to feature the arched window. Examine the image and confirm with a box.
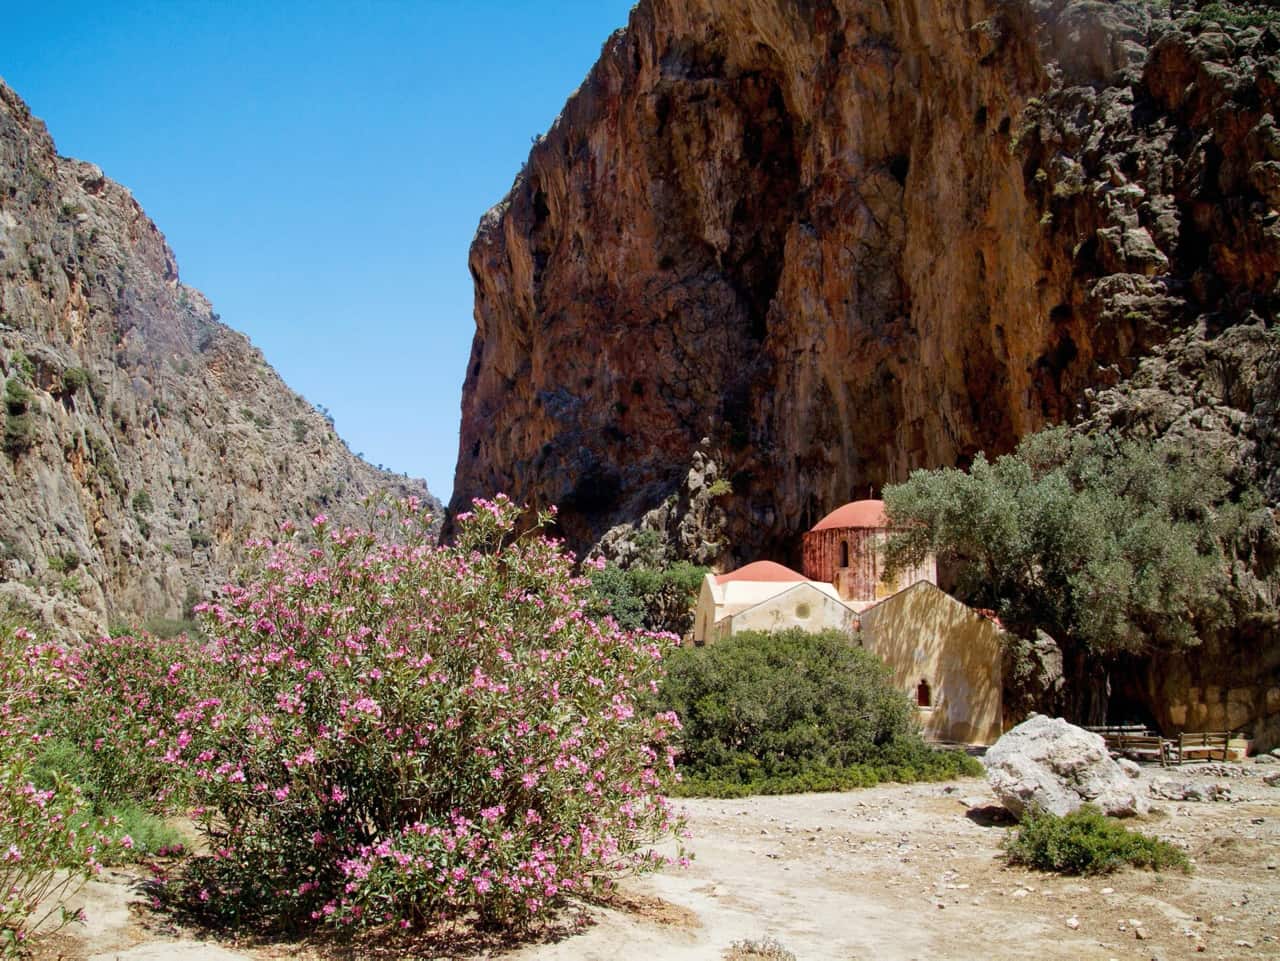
[916,679,932,708]
[840,540,850,568]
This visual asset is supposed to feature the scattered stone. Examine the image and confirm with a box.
[1263,771,1280,787]
[983,715,1148,817]
[1065,916,1080,930]
[1148,779,1231,802]
[1118,757,1142,779]
[1136,927,1150,941]
[88,944,252,961]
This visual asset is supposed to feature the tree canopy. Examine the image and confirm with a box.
[883,427,1277,658]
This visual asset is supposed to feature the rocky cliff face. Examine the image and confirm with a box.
[452,0,1279,568]
[0,81,438,637]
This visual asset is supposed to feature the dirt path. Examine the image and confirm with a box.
[34,765,1280,961]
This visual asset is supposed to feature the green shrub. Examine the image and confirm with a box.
[141,616,204,640]
[60,367,89,396]
[588,560,707,635]
[132,490,153,514]
[706,477,733,497]
[657,628,979,794]
[2,414,35,456]
[7,353,34,383]
[673,750,981,798]
[188,529,212,550]
[46,551,79,575]
[28,741,185,864]
[1003,806,1190,875]
[1185,1,1280,29]
[1,624,115,955]
[2,381,35,456]
[28,632,215,812]
[95,801,185,864]
[2,381,29,417]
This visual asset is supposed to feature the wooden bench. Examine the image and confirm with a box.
[1085,726,1171,766]
[1086,724,1150,738]
[1109,733,1171,766]
[1173,731,1230,764]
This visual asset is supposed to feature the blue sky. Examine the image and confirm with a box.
[1,1,635,500]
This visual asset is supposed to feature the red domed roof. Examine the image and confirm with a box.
[714,560,808,584]
[810,499,888,532]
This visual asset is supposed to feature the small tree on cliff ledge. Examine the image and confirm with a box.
[883,427,1278,660]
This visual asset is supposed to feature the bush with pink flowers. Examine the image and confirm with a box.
[30,630,216,816]
[0,625,114,956]
[161,496,683,931]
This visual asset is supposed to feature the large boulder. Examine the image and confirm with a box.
[983,715,1148,818]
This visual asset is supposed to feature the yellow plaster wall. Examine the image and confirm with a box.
[692,575,848,645]
[724,584,858,639]
[859,582,1004,745]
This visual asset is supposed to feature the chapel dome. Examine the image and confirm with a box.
[714,560,808,584]
[809,499,888,533]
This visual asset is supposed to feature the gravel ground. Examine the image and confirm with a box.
[31,761,1280,961]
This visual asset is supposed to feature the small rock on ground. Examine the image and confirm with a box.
[88,942,253,961]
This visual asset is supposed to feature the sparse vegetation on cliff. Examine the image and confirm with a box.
[2,380,34,456]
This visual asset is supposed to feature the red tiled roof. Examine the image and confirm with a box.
[810,499,888,532]
[714,560,808,584]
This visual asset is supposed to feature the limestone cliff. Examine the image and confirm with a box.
[0,81,439,637]
[451,0,1279,569]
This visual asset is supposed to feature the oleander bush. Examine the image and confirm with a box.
[153,496,684,932]
[1003,806,1190,875]
[31,631,215,813]
[657,629,981,796]
[0,625,118,956]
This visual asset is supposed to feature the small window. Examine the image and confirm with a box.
[916,679,932,708]
[795,603,811,619]
[840,540,850,568]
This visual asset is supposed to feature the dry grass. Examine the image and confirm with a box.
[723,936,798,961]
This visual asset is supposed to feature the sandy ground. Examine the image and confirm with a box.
[30,762,1280,961]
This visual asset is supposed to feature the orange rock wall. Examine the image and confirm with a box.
[451,0,1278,571]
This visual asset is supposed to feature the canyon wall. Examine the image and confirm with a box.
[0,81,438,637]
[452,0,1278,569]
